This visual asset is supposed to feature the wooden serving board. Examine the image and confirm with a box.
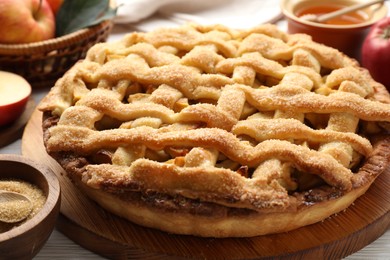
[0,99,35,148]
[22,108,390,260]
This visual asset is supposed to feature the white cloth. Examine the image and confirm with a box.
[114,0,282,31]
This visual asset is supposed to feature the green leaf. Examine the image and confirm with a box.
[56,0,117,37]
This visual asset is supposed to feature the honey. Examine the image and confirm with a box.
[297,5,367,25]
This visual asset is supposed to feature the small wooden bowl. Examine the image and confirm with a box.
[0,154,61,259]
[281,0,388,60]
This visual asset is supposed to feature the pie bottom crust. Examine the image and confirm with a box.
[44,113,390,237]
[74,176,371,237]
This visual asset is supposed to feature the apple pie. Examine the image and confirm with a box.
[39,23,390,237]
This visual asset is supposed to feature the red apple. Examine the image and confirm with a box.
[0,71,32,127]
[46,0,63,15]
[361,17,390,89]
[0,0,55,44]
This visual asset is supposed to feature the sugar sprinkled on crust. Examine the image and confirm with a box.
[40,23,390,237]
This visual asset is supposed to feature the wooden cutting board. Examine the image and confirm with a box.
[22,108,390,260]
[0,99,35,148]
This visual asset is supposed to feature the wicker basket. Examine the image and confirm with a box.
[0,20,113,88]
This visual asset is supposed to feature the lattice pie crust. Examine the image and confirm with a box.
[39,24,390,237]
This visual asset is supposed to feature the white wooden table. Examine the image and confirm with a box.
[1,3,389,258]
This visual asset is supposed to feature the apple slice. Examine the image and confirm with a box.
[0,71,32,127]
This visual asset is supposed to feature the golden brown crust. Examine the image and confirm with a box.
[42,117,390,237]
[40,23,390,237]
[73,177,373,237]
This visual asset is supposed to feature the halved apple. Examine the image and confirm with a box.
[0,71,32,127]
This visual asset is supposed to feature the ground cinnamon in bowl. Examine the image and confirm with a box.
[0,179,46,233]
